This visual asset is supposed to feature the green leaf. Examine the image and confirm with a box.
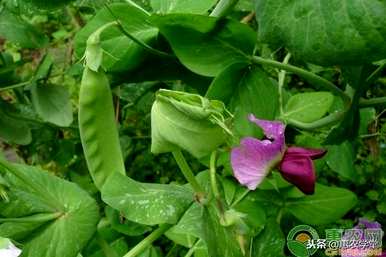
[151,89,229,158]
[359,108,376,135]
[235,0,254,11]
[252,218,285,257]
[150,0,217,14]
[0,160,99,257]
[74,3,158,72]
[206,62,249,103]
[286,184,357,225]
[283,92,334,123]
[101,172,193,225]
[137,246,161,257]
[151,14,256,76]
[89,238,129,257]
[202,201,245,257]
[255,0,386,65]
[0,100,32,145]
[31,84,73,127]
[325,141,357,182]
[105,207,151,236]
[230,66,279,137]
[232,195,266,237]
[165,203,203,247]
[0,10,48,48]
[119,56,212,93]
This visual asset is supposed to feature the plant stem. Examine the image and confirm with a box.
[230,188,250,208]
[123,224,172,257]
[209,151,221,200]
[210,0,240,17]
[251,56,351,105]
[285,110,345,130]
[276,208,284,224]
[278,53,291,116]
[359,97,386,107]
[96,232,118,257]
[172,151,205,195]
[0,80,32,92]
[184,240,202,257]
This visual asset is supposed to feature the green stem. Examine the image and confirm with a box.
[284,110,345,130]
[209,151,220,200]
[172,151,205,195]
[0,80,32,92]
[184,239,202,257]
[123,224,172,257]
[210,0,240,17]
[96,232,118,257]
[251,56,351,105]
[359,97,386,107]
[278,53,292,116]
[230,188,249,208]
[276,208,284,224]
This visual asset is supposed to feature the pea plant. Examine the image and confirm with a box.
[0,0,385,257]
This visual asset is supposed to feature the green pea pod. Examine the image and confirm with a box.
[79,67,125,189]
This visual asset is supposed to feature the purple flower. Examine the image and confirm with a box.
[231,114,326,194]
[341,219,383,257]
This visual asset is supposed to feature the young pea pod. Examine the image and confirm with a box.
[79,67,125,189]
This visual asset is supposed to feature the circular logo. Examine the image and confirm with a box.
[287,225,319,257]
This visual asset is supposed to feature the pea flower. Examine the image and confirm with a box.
[341,219,383,257]
[231,114,326,194]
[0,237,21,257]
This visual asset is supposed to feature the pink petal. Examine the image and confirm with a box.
[285,147,326,160]
[231,137,284,190]
[248,114,285,140]
[231,115,286,190]
[279,154,316,194]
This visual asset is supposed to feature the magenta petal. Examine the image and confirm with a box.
[279,155,316,194]
[285,147,326,160]
[248,114,285,140]
[356,218,381,229]
[231,137,284,190]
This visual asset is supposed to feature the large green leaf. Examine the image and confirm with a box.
[101,173,193,225]
[74,3,158,72]
[230,66,279,137]
[150,0,216,14]
[255,0,386,65]
[31,84,73,127]
[165,203,203,247]
[0,100,32,145]
[286,184,357,225]
[151,14,256,76]
[0,10,48,48]
[283,92,334,123]
[207,64,279,137]
[326,141,357,182]
[252,218,285,257]
[202,201,245,257]
[0,160,99,257]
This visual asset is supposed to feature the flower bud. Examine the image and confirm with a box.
[151,89,231,158]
